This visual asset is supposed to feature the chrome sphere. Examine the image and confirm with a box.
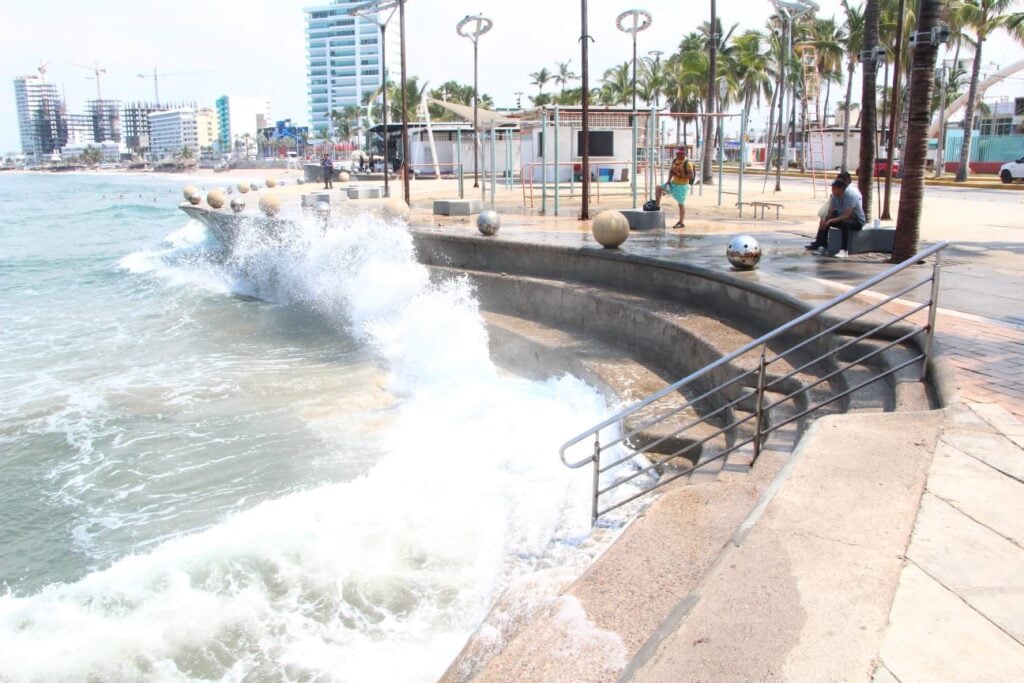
[249,182,260,191]
[296,177,305,185]
[726,234,762,270]
[477,210,501,236]
[315,200,331,216]
[187,193,201,206]
[230,197,246,213]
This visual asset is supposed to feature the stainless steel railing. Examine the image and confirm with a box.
[559,241,948,524]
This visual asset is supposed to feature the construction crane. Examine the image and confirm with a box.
[71,62,107,101]
[37,61,51,80]
[137,68,215,106]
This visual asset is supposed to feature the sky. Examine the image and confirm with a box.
[3,0,1023,154]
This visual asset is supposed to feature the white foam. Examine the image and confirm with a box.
[1,207,641,680]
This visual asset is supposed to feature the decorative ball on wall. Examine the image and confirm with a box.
[237,183,250,194]
[265,178,278,188]
[259,194,282,217]
[591,211,630,248]
[338,171,351,183]
[726,234,762,270]
[206,189,226,209]
[477,210,501,236]
[230,197,246,213]
[182,185,198,200]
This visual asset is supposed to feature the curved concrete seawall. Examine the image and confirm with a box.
[180,203,956,680]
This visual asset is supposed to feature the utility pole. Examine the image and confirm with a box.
[580,0,592,220]
[881,0,906,220]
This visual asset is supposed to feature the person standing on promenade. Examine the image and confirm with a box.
[654,146,695,228]
[321,155,334,190]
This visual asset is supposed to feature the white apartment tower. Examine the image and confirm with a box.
[13,75,65,161]
[305,1,400,134]
[216,95,271,154]
[149,108,201,159]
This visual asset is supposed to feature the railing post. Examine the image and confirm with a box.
[753,343,768,464]
[921,250,943,381]
[591,437,601,525]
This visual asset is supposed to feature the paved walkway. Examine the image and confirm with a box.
[417,180,1024,679]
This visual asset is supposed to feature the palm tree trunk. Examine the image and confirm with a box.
[955,36,985,182]
[859,0,880,219]
[841,62,855,171]
[703,0,717,184]
[893,0,941,262]
[765,79,778,175]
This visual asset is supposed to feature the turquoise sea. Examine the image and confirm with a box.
[0,173,625,681]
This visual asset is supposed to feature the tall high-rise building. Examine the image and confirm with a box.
[87,100,122,143]
[13,75,66,160]
[304,0,400,134]
[149,108,200,159]
[215,95,271,154]
[64,114,95,146]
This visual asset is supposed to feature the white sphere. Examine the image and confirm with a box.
[726,234,762,270]
[592,211,630,248]
[477,210,501,236]
[259,194,282,217]
[206,189,226,209]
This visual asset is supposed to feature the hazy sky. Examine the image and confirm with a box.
[3,0,1022,153]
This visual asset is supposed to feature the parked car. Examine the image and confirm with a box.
[1000,157,1024,183]
[873,158,901,177]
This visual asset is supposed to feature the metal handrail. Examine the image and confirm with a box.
[559,241,948,523]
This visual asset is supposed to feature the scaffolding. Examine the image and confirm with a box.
[799,44,827,198]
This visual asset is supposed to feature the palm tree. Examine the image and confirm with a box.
[859,0,881,218]
[955,0,1023,182]
[599,63,632,105]
[839,0,865,171]
[638,55,665,107]
[731,30,775,159]
[662,51,705,145]
[808,16,845,121]
[893,0,943,261]
[701,1,721,185]
[529,67,553,95]
[554,60,578,93]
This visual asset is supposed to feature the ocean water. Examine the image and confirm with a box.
[0,173,635,681]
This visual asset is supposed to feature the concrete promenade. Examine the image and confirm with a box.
[207,169,1023,678]
[403,174,1024,680]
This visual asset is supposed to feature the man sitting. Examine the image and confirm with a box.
[805,172,866,258]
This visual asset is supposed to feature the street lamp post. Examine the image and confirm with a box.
[768,0,819,191]
[616,9,652,209]
[457,14,493,191]
[349,0,409,200]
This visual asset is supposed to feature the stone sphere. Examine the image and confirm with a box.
[187,194,202,206]
[726,234,763,270]
[265,178,278,188]
[591,211,630,249]
[182,185,198,200]
[477,210,501,236]
[338,171,351,183]
[258,194,283,217]
[230,197,246,213]
[377,198,411,223]
[237,182,250,194]
[206,189,226,209]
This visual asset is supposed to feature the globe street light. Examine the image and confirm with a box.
[349,0,410,200]
[616,9,652,208]
[457,14,493,189]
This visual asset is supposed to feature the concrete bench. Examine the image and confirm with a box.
[619,208,666,231]
[827,226,896,255]
[300,191,345,207]
[738,201,784,220]
[433,199,483,216]
[347,185,385,200]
